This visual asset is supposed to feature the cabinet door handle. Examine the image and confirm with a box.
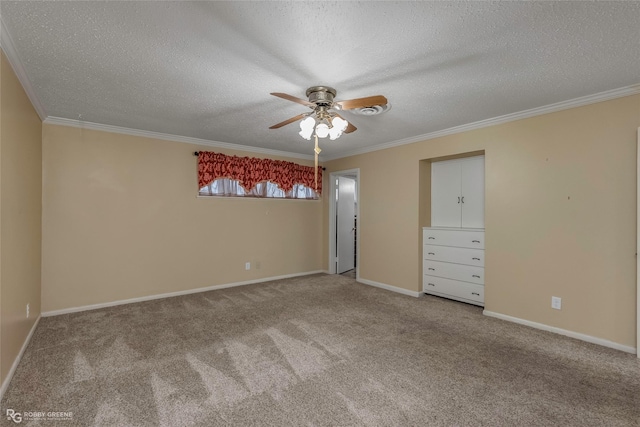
[461,196,464,203]
[472,257,481,261]
[428,268,435,271]
[458,196,460,204]
[472,275,481,278]
[472,292,480,296]
[472,240,481,243]
[427,283,435,287]
[428,252,435,255]
[428,237,436,240]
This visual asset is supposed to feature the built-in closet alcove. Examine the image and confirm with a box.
[419,150,486,306]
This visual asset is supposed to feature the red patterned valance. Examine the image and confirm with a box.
[198,151,322,194]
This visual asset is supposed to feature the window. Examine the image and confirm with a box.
[199,178,319,199]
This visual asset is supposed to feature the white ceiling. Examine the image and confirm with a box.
[1,1,639,160]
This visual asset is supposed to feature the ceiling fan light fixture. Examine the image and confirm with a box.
[328,128,342,140]
[332,116,348,131]
[315,122,330,138]
[271,86,386,144]
[329,116,348,140]
[299,116,315,140]
[299,128,313,140]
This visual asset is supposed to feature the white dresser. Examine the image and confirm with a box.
[423,227,485,306]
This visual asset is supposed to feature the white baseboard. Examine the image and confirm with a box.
[483,310,636,355]
[42,270,325,317]
[356,278,422,298]
[0,315,41,401]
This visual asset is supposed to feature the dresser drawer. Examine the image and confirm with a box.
[423,244,484,267]
[423,275,484,304]
[423,228,484,249]
[423,260,484,284]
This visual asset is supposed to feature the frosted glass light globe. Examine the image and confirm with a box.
[315,123,330,138]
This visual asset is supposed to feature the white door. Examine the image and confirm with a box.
[461,156,485,228]
[431,160,462,227]
[337,177,356,274]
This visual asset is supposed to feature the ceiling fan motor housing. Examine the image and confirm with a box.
[306,86,336,106]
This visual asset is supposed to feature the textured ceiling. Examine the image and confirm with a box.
[1,1,639,159]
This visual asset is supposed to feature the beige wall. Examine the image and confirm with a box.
[324,94,640,348]
[41,124,324,312]
[0,50,42,383]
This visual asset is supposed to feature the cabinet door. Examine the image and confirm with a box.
[431,160,461,227]
[460,156,484,228]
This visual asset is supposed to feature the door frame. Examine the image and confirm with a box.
[328,168,360,277]
[637,127,639,357]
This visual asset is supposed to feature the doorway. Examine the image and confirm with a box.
[328,169,360,277]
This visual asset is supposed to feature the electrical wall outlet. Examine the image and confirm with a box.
[245,262,251,270]
[26,303,30,318]
[551,296,562,310]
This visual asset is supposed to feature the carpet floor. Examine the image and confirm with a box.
[2,274,639,426]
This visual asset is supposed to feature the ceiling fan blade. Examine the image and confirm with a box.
[270,92,315,108]
[269,113,306,129]
[344,121,357,134]
[335,95,388,110]
[335,113,357,133]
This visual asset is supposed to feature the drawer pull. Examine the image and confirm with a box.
[428,252,435,255]
[472,275,481,278]
[471,292,480,296]
[472,257,481,261]
[427,283,435,287]
[428,237,436,240]
[428,268,435,271]
[472,240,481,243]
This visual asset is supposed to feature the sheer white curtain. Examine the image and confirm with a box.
[199,178,319,199]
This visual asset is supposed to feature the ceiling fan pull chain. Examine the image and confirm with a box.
[314,134,321,192]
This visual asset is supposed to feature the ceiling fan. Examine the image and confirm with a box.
[269,86,388,140]
[269,86,388,191]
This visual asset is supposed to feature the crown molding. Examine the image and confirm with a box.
[323,84,640,161]
[42,82,640,163]
[43,116,315,161]
[0,16,47,120]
